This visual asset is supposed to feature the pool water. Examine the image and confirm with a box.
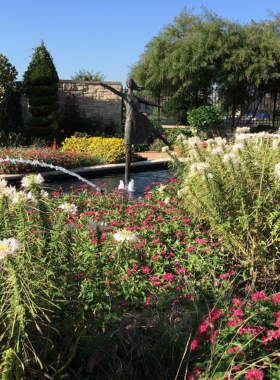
[48,169,174,199]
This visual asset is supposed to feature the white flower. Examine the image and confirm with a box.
[0,179,7,188]
[0,237,21,259]
[211,146,224,155]
[272,139,280,150]
[58,202,77,215]
[27,191,35,202]
[34,173,45,185]
[158,185,166,193]
[177,186,188,196]
[236,126,250,134]
[2,186,17,197]
[186,136,201,148]
[235,133,250,142]
[113,230,137,243]
[161,146,169,152]
[21,176,31,188]
[88,220,109,231]
[41,190,49,197]
[275,163,280,178]
[214,137,227,146]
[12,191,28,204]
[176,134,185,141]
[232,143,245,152]
[190,162,210,175]
[223,153,236,164]
[164,197,170,204]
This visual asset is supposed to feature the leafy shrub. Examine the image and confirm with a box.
[0,54,23,134]
[171,131,280,276]
[187,106,223,139]
[61,136,139,163]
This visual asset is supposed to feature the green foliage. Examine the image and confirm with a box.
[172,132,280,275]
[187,106,222,138]
[70,69,106,81]
[130,8,280,126]
[23,41,59,138]
[0,54,22,134]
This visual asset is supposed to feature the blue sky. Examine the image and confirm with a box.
[1,0,279,86]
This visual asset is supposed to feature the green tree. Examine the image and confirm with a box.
[130,8,280,129]
[70,69,106,81]
[0,54,22,134]
[23,40,59,138]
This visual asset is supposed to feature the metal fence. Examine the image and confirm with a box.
[122,86,280,130]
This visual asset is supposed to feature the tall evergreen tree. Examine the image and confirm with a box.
[23,41,59,138]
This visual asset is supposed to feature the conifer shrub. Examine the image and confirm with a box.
[23,41,59,140]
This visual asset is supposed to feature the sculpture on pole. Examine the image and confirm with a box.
[99,79,169,187]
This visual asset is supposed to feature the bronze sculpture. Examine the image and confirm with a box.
[99,79,169,186]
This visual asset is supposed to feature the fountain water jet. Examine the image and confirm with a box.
[0,157,101,191]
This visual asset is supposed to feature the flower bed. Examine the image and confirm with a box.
[0,147,104,174]
[61,135,140,163]
[0,130,280,379]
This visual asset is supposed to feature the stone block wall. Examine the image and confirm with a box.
[21,80,123,134]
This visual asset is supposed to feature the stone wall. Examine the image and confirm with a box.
[21,80,123,133]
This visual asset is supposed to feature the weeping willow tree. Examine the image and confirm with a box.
[23,40,59,139]
[130,8,280,128]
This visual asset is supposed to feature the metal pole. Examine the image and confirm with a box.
[273,89,278,129]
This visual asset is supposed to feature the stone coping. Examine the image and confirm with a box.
[0,158,172,182]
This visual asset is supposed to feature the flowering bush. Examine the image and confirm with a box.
[170,132,280,275]
[189,291,280,379]
[0,147,105,174]
[61,135,140,163]
[0,160,279,378]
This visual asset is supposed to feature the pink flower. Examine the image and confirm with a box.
[190,338,199,350]
[252,292,266,301]
[232,308,244,317]
[273,293,280,304]
[228,318,243,328]
[176,267,186,274]
[209,306,221,322]
[142,266,151,274]
[186,246,195,253]
[210,330,219,343]
[276,311,280,319]
[228,346,241,355]
[199,320,209,334]
[246,369,264,380]
[162,273,174,282]
[232,298,245,307]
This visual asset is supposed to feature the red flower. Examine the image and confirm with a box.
[209,306,221,322]
[273,293,280,304]
[252,292,266,301]
[190,338,199,350]
[246,369,264,380]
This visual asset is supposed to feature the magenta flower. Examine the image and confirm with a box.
[142,266,151,274]
[252,292,266,301]
[162,273,174,282]
[246,369,264,380]
[190,338,199,350]
[273,293,280,304]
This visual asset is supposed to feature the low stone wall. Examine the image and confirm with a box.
[21,80,123,133]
